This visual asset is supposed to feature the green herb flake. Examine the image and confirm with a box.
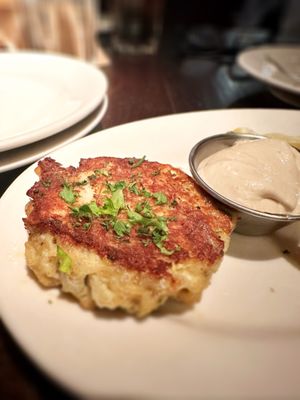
[72,202,99,218]
[142,239,151,247]
[101,219,112,231]
[88,201,101,215]
[113,220,131,237]
[140,188,151,198]
[151,170,160,176]
[111,189,125,212]
[41,179,52,188]
[60,183,78,204]
[128,210,143,223]
[73,179,88,186]
[88,174,97,180]
[128,156,146,168]
[152,192,167,205]
[107,181,126,192]
[171,199,178,207]
[94,168,110,177]
[152,227,167,245]
[137,225,151,236]
[155,242,175,256]
[83,222,91,230]
[57,245,72,274]
[135,201,153,218]
[128,182,140,195]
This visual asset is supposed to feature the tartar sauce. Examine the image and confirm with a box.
[198,138,300,214]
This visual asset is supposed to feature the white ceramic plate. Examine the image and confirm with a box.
[0,95,108,173]
[0,51,108,152]
[1,109,300,400]
[238,45,300,96]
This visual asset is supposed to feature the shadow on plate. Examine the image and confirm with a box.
[227,232,282,261]
[90,298,195,321]
[169,312,300,340]
[227,222,300,267]
[272,222,300,271]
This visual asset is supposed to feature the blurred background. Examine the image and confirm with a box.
[0,0,300,123]
[1,0,299,58]
[98,0,300,112]
[100,0,300,55]
[1,0,299,112]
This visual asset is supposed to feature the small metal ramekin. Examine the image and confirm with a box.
[189,132,300,236]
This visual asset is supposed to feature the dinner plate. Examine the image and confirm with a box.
[0,51,108,152]
[237,45,300,96]
[0,109,300,400]
[0,95,108,173]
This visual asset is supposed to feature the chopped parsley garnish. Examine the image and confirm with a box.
[57,245,72,274]
[59,183,77,204]
[64,172,178,255]
[127,208,175,254]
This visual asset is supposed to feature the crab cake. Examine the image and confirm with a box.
[24,156,235,317]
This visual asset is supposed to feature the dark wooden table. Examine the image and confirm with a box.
[0,50,295,399]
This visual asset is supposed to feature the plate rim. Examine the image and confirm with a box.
[0,95,108,173]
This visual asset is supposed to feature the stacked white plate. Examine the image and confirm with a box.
[0,51,108,173]
[237,45,300,107]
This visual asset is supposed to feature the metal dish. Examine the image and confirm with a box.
[189,132,300,236]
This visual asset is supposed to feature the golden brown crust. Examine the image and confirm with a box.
[24,157,234,279]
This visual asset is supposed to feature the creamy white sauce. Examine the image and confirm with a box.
[198,138,300,215]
